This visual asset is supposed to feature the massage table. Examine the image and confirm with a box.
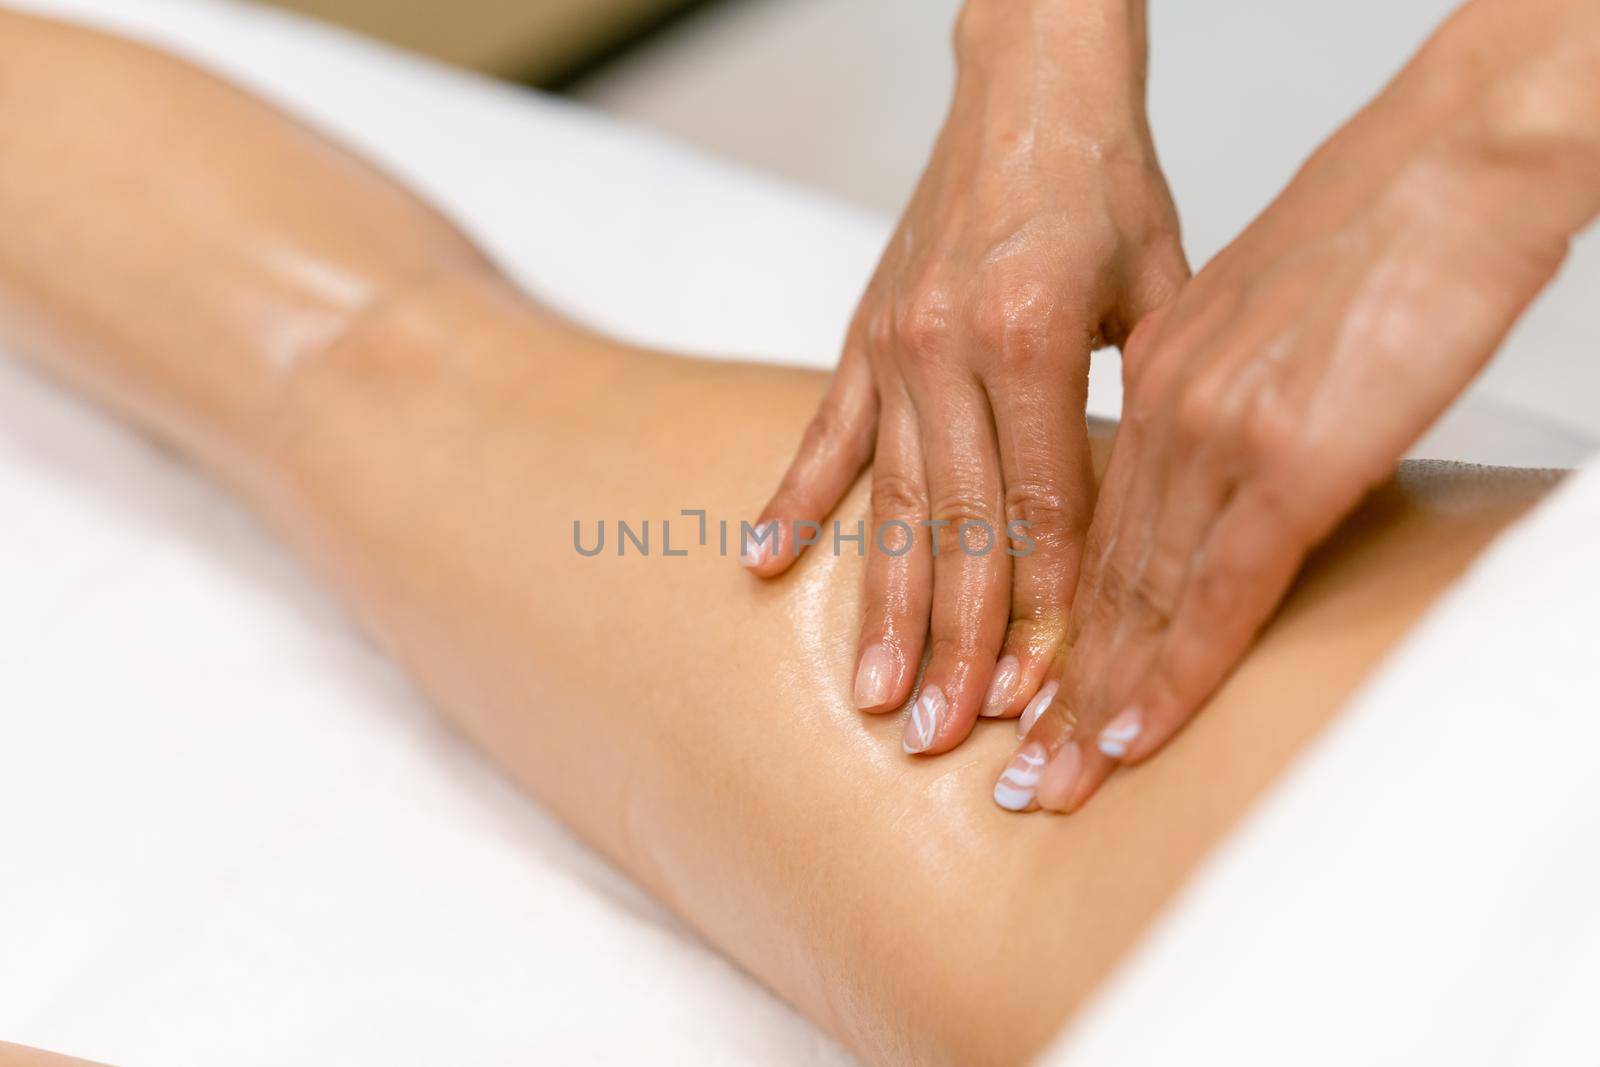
[2,2,1596,1063]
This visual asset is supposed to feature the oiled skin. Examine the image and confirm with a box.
[0,12,1555,1065]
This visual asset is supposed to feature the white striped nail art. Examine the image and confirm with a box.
[1097,707,1143,759]
[993,741,1047,811]
[903,685,947,753]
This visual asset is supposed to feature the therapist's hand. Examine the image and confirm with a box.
[999,0,1600,813]
[746,0,1187,755]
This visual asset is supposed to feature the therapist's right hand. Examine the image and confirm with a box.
[744,0,1188,755]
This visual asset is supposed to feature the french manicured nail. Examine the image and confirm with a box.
[903,684,947,753]
[739,520,778,568]
[1017,680,1059,738]
[981,656,1020,717]
[1097,706,1143,759]
[853,643,895,708]
[993,740,1047,811]
[1037,743,1083,812]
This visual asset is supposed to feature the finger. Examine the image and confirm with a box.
[1055,402,1173,745]
[1091,480,1308,766]
[992,664,1117,813]
[900,374,1009,755]
[1067,329,1293,772]
[993,412,1150,811]
[1080,355,1283,748]
[853,394,932,713]
[1108,237,1191,349]
[1053,318,1240,762]
[744,344,876,576]
[980,347,1095,719]
[1009,363,1177,812]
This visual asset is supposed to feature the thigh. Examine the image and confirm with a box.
[276,276,1552,1065]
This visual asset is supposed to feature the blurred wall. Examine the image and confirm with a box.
[259,0,695,81]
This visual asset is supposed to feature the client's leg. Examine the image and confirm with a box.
[278,282,1548,1064]
[0,13,1556,1065]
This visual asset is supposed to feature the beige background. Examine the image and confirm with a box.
[261,0,688,79]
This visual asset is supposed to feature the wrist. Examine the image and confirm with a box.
[951,0,1154,159]
[1397,0,1600,242]
[954,0,1147,94]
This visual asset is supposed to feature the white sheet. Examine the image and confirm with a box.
[2,2,1598,1065]
[1043,458,1600,1065]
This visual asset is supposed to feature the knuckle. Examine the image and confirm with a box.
[1173,379,1227,449]
[1242,391,1301,472]
[929,490,1002,558]
[870,469,927,520]
[1101,551,1177,625]
[1188,564,1233,623]
[1003,480,1086,554]
[1189,542,1250,623]
[929,487,999,531]
[1242,471,1309,544]
[971,276,1056,366]
[1006,594,1068,635]
[798,404,847,455]
[894,286,955,365]
[927,631,979,663]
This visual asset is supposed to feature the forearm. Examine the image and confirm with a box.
[951,0,1155,158]
[1308,0,1600,252]
[1438,0,1600,240]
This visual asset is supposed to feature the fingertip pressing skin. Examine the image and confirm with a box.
[1096,706,1144,759]
[1016,679,1058,738]
[853,641,900,710]
[1034,741,1082,811]
[994,684,1128,814]
[901,660,997,755]
[991,690,1072,812]
[739,518,783,571]
[992,739,1047,811]
[983,636,1064,720]
[980,654,1020,716]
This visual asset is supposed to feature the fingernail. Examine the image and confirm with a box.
[739,521,779,568]
[1098,706,1143,759]
[903,684,947,754]
[980,656,1020,717]
[993,740,1047,811]
[1017,680,1059,738]
[853,643,895,708]
[1037,743,1083,812]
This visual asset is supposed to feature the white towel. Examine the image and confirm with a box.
[1044,459,1600,1065]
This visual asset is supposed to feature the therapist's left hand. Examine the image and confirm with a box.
[998,0,1600,812]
